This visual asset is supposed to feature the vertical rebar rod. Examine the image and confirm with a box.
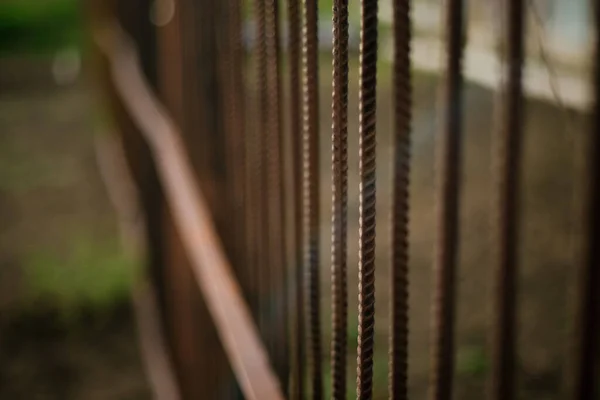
[288,0,305,396]
[243,0,261,321]
[288,0,305,395]
[572,4,600,399]
[429,0,464,398]
[253,0,271,349]
[220,0,245,272]
[217,0,233,254]
[330,0,349,397]
[389,0,411,397]
[301,0,322,397]
[264,0,289,385]
[228,0,247,283]
[245,100,261,318]
[491,0,524,398]
[356,0,378,398]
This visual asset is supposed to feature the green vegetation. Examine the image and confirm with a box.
[457,345,489,377]
[22,234,140,320]
[0,0,81,55]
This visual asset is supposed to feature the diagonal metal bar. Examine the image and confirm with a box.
[356,0,378,398]
[301,0,322,397]
[389,0,411,397]
[491,0,524,398]
[95,24,285,400]
[330,0,349,397]
[429,0,464,398]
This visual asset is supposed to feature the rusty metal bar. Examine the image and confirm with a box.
[157,1,232,396]
[490,0,525,399]
[95,24,285,400]
[287,0,305,395]
[253,0,272,349]
[218,0,239,265]
[264,0,288,383]
[93,113,181,399]
[429,0,464,398]
[153,1,201,396]
[243,124,259,320]
[389,0,411,397]
[244,9,263,326]
[133,274,182,400]
[330,0,349,397]
[226,0,247,275]
[572,5,600,399]
[301,0,322,397]
[356,0,378,398]
[230,0,251,316]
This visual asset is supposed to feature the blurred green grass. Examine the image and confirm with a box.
[0,0,81,55]
[22,233,139,320]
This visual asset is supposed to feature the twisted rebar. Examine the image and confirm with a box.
[429,0,464,398]
[330,0,349,397]
[287,0,305,396]
[301,0,322,397]
[221,0,246,279]
[228,0,248,296]
[253,0,271,350]
[389,0,411,397]
[264,0,289,386]
[356,0,378,398]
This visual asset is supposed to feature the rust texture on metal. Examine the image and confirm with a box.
[95,24,285,400]
[491,0,525,399]
[356,0,378,398]
[95,0,600,398]
[133,278,182,400]
[287,0,305,396]
[244,0,262,326]
[219,0,247,276]
[157,1,234,396]
[389,0,411,397]
[301,0,323,397]
[264,0,290,385]
[330,0,349,398]
[153,1,201,396]
[429,0,464,398]
[573,5,600,399]
[253,0,271,347]
[230,0,247,279]
[180,0,215,215]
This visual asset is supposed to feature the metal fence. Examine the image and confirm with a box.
[90,0,599,399]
